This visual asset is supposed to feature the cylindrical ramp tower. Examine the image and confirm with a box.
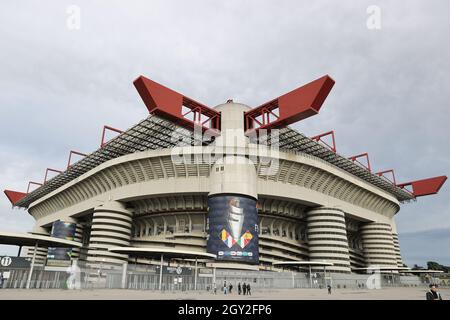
[86,200,133,267]
[206,102,260,265]
[72,223,84,260]
[392,233,403,268]
[56,217,84,262]
[360,222,397,268]
[390,219,404,268]
[25,226,50,266]
[306,207,351,273]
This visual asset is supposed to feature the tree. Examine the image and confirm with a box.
[427,261,450,273]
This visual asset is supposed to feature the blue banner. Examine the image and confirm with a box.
[207,195,259,264]
[47,220,76,266]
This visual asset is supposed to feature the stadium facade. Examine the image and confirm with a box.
[3,74,447,277]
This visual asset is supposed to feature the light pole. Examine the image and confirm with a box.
[159,254,164,290]
[194,257,198,291]
[309,265,312,288]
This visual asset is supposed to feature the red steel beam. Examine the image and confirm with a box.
[133,75,221,134]
[44,168,63,183]
[376,169,396,185]
[101,125,124,147]
[397,176,447,197]
[67,150,87,170]
[244,75,335,133]
[310,130,336,153]
[27,181,43,193]
[3,190,28,206]
[348,153,371,172]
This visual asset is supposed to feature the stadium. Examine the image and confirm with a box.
[1,74,447,290]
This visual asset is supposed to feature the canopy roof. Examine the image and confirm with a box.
[400,269,445,274]
[109,246,217,259]
[273,260,334,267]
[0,231,82,248]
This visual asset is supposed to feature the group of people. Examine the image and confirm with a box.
[211,281,252,295]
[238,282,251,295]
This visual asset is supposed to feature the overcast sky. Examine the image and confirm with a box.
[0,1,449,266]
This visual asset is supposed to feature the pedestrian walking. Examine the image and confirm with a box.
[243,282,247,295]
[238,282,241,295]
[327,284,332,294]
[247,283,251,295]
[229,283,233,294]
[223,281,228,295]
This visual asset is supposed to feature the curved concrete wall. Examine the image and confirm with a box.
[360,222,397,267]
[86,200,132,267]
[392,233,404,268]
[306,207,351,273]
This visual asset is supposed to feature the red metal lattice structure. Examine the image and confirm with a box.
[100,125,124,147]
[348,153,371,172]
[3,190,28,206]
[376,169,396,185]
[397,176,447,197]
[44,168,63,183]
[310,130,337,153]
[244,75,335,133]
[67,150,87,170]
[134,76,221,134]
[27,181,43,193]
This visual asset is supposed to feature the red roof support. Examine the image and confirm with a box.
[27,181,43,193]
[101,125,123,147]
[133,76,221,134]
[310,130,336,153]
[348,153,371,172]
[67,150,87,170]
[376,169,396,185]
[3,190,28,206]
[244,75,335,133]
[397,176,447,197]
[44,168,63,183]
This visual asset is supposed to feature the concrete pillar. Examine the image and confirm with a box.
[86,200,133,268]
[306,207,351,273]
[360,221,397,268]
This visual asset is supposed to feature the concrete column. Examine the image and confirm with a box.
[86,200,133,268]
[306,207,351,273]
[360,222,397,268]
[121,262,128,289]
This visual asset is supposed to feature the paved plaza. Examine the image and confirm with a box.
[0,287,448,300]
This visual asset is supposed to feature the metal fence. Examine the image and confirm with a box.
[0,263,431,291]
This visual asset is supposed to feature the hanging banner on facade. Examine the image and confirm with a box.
[207,195,259,264]
[46,220,76,267]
